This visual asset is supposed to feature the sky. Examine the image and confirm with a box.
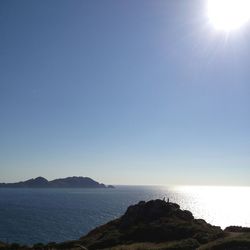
[0,0,250,185]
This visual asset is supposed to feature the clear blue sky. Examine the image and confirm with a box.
[1,0,250,185]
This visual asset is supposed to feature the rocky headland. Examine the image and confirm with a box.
[1,199,250,250]
[0,177,114,189]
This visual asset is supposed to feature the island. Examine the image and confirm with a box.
[0,176,114,188]
[1,199,250,249]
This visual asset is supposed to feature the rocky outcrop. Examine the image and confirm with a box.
[79,199,223,249]
[119,200,194,228]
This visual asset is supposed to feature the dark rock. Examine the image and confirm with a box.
[119,199,193,228]
[175,209,194,221]
[79,199,223,249]
[225,226,250,233]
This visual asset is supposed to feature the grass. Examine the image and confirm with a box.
[198,232,250,250]
[105,238,200,250]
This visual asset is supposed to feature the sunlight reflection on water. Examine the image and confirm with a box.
[165,185,250,229]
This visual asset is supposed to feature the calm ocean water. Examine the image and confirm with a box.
[0,185,250,245]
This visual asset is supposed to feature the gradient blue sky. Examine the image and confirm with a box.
[1,0,250,185]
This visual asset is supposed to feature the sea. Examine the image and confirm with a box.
[0,185,250,245]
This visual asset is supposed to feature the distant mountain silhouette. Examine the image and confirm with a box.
[0,176,114,188]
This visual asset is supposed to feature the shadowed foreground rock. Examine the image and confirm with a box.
[2,199,250,250]
[79,199,223,249]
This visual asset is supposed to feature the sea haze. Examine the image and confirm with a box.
[0,185,249,245]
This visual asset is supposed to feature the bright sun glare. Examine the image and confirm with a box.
[207,0,250,31]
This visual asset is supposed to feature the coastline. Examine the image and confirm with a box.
[1,199,250,250]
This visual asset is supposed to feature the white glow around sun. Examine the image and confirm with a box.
[207,0,250,31]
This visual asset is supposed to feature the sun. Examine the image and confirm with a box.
[207,0,250,31]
